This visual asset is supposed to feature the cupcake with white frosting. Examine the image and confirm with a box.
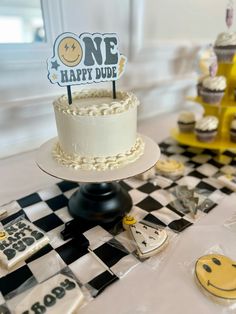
[195,116,219,142]
[230,119,236,142]
[177,111,195,133]
[201,76,226,104]
[214,32,236,63]
[197,75,208,97]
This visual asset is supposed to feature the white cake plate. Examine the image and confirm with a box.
[36,134,160,183]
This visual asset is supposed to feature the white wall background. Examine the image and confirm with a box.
[0,0,230,158]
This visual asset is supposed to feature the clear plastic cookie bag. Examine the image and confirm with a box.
[91,210,179,275]
[180,242,236,313]
[167,184,226,223]
[3,266,92,314]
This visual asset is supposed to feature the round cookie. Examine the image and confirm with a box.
[195,254,236,301]
[122,215,137,230]
[156,159,184,179]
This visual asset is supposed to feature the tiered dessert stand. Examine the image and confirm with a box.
[36,135,160,230]
[171,60,236,157]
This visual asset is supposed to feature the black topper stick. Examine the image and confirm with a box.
[67,85,72,105]
[112,81,116,99]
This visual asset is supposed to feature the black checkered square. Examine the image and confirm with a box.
[46,194,68,211]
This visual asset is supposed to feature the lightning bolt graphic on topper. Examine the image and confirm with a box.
[118,56,126,78]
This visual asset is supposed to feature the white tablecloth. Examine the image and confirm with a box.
[1,112,236,314]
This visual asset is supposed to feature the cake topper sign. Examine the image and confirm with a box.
[47,32,127,87]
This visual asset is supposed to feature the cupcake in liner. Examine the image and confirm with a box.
[196,82,202,97]
[234,88,236,101]
[196,75,209,97]
[201,76,226,104]
[178,111,195,133]
[214,32,236,63]
[195,116,219,142]
[230,119,236,143]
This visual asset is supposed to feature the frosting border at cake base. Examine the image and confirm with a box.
[52,137,145,171]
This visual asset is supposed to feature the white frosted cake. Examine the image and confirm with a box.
[52,89,144,171]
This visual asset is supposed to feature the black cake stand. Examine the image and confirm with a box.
[36,135,160,234]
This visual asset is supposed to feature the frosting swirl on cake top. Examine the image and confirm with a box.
[215,32,236,47]
[195,116,219,131]
[202,76,226,91]
[178,111,195,123]
[53,89,139,116]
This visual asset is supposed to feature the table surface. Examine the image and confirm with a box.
[1,111,236,314]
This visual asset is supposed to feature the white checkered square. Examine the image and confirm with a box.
[177,176,201,189]
[0,201,21,217]
[84,226,113,250]
[166,146,185,154]
[110,254,139,278]
[38,185,62,201]
[171,154,190,163]
[208,190,225,204]
[124,177,146,189]
[129,206,148,221]
[28,250,66,283]
[69,253,105,285]
[150,176,173,188]
[54,206,73,223]
[197,164,219,177]
[129,189,147,205]
[150,189,176,206]
[185,165,195,175]
[23,202,53,222]
[114,230,136,253]
[203,178,225,189]
[151,207,181,225]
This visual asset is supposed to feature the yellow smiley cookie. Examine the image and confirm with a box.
[122,215,137,230]
[195,254,236,300]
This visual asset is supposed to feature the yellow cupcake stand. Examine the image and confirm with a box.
[172,59,236,159]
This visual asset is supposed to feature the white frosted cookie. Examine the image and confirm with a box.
[195,254,236,302]
[129,222,168,259]
[15,274,84,314]
[0,218,49,269]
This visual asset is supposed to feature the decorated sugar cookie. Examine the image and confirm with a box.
[15,274,84,314]
[195,254,236,300]
[122,215,137,230]
[0,218,49,269]
[129,222,168,259]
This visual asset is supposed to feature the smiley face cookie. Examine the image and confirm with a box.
[195,254,236,300]
[122,215,137,230]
